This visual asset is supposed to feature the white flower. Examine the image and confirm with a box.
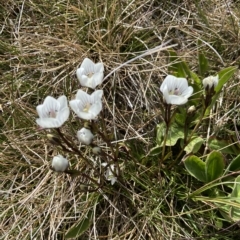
[160,75,193,105]
[51,155,69,172]
[76,58,104,89]
[102,163,118,185]
[36,96,70,128]
[77,127,94,145]
[69,90,103,120]
[202,75,218,89]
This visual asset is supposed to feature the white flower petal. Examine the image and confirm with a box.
[80,58,95,69]
[36,118,61,128]
[57,106,70,124]
[94,62,104,73]
[91,72,104,88]
[76,89,90,100]
[181,86,193,98]
[76,67,85,81]
[160,75,176,92]
[168,95,188,105]
[69,100,80,114]
[37,105,48,118]
[91,90,103,101]
[162,85,171,104]
[57,95,68,109]
[111,177,117,185]
[80,75,92,88]
[89,101,102,117]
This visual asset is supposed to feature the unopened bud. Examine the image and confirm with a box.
[51,155,69,172]
[92,146,101,155]
[187,105,196,113]
[47,134,61,145]
[202,75,218,89]
[77,127,94,145]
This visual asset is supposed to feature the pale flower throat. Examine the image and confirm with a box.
[49,109,58,118]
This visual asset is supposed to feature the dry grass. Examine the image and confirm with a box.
[1,0,240,239]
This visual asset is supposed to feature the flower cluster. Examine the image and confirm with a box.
[36,58,119,184]
[37,56,218,186]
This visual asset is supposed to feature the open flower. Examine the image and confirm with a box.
[202,75,218,89]
[36,96,70,128]
[160,75,193,105]
[77,127,94,145]
[51,155,69,172]
[101,163,118,185]
[69,90,103,120]
[76,58,104,89]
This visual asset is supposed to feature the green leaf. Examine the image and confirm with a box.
[208,137,240,155]
[184,155,206,182]
[65,210,93,238]
[205,151,224,182]
[228,155,240,172]
[190,71,202,88]
[198,52,209,76]
[149,145,162,156]
[156,122,166,145]
[215,66,237,93]
[164,124,185,147]
[157,122,185,146]
[231,175,240,199]
[184,137,204,154]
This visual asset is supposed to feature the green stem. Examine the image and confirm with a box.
[175,106,207,162]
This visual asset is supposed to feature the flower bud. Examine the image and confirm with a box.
[202,75,218,89]
[77,127,94,145]
[187,105,196,113]
[51,155,69,172]
[92,146,101,155]
[47,134,61,145]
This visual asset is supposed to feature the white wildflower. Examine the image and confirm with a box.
[36,96,70,128]
[76,58,104,89]
[69,90,103,120]
[160,75,193,105]
[102,163,118,185]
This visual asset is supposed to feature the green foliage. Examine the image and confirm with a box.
[184,155,206,182]
[157,122,185,147]
[183,137,204,154]
[227,154,240,172]
[215,66,237,93]
[65,209,94,238]
[208,137,240,155]
[198,51,209,77]
[184,151,224,182]
[205,151,225,182]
